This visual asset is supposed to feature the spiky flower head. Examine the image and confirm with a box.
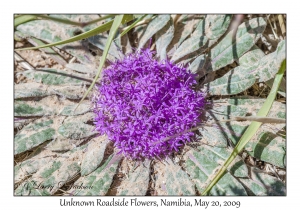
[92,48,206,160]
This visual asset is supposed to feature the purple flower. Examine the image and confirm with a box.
[92,48,206,160]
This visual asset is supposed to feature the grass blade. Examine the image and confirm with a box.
[119,14,147,38]
[75,15,125,110]
[34,14,116,27]
[15,14,116,28]
[14,15,38,27]
[15,15,134,51]
[201,59,286,196]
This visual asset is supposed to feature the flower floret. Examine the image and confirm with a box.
[93,48,206,159]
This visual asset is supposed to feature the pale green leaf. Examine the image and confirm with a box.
[138,15,171,49]
[154,158,195,195]
[155,19,174,60]
[117,160,151,195]
[210,17,267,70]
[184,148,247,195]
[81,136,110,176]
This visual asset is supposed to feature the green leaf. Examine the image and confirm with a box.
[21,69,90,86]
[14,15,38,27]
[15,82,87,100]
[210,17,267,70]
[204,15,232,40]
[14,118,58,155]
[201,59,286,195]
[253,40,286,82]
[207,70,256,95]
[49,85,87,100]
[208,97,286,168]
[16,15,134,68]
[184,148,247,195]
[208,40,285,96]
[138,15,171,49]
[66,63,96,74]
[70,154,120,195]
[171,19,207,62]
[219,40,285,84]
[238,45,265,67]
[213,97,286,120]
[15,15,101,65]
[237,177,267,196]
[171,15,232,62]
[15,14,115,28]
[88,34,123,61]
[76,15,125,111]
[154,158,195,195]
[15,146,86,195]
[58,120,96,140]
[117,160,151,195]
[155,19,174,60]
[119,14,147,38]
[169,15,202,50]
[265,77,286,97]
[81,136,110,176]
[16,15,133,51]
[239,167,285,195]
[15,114,93,154]
[207,102,249,120]
[15,30,67,66]
[15,83,49,99]
[245,129,286,168]
[201,145,248,177]
[15,149,55,183]
[15,96,90,117]
[198,126,228,147]
[188,54,207,75]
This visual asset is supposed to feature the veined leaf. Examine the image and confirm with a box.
[207,40,285,95]
[81,136,110,176]
[238,45,265,67]
[69,154,120,195]
[239,167,286,195]
[138,15,171,49]
[119,14,147,38]
[207,71,256,95]
[171,19,207,62]
[204,15,232,40]
[15,96,90,117]
[20,69,90,86]
[15,146,86,195]
[76,15,125,110]
[14,118,62,155]
[172,15,232,62]
[14,15,38,27]
[15,82,87,100]
[210,17,267,70]
[253,40,286,82]
[184,148,247,195]
[154,158,195,195]
[170,15,202,49]
[16,14,134,52]
[202,59,286,195]
[117,160,151,195]
[155,19,174,60]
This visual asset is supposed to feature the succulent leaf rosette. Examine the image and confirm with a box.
[14,14,286,196]
[93,48,206,159]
